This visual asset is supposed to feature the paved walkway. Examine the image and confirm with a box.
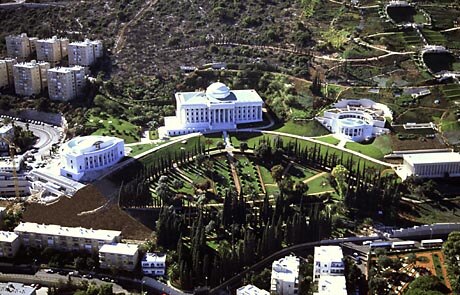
[303,171,328,184]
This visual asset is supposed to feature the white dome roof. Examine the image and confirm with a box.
[206,82,230,99]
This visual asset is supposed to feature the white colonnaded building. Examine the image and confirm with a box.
[60,135,125,181]
[396,151,460,180]
[159,82,264,137]
[316,99,391,142]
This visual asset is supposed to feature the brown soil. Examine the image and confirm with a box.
[22,185,152,241]
[390,134,447,151]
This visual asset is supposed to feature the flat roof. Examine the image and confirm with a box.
[143,252,166,263]
[49,66,85,73]
[421,239,443,243]
[99,243,139,256]
[271,255,300,283]
[317,276,347,295]
[14,222,121,242]
[392,240,416,245]
[0,231,18,243]
[62,135,123,156]
[0,125,13,134]
[314,246,344,262]
[0,282,36,295]
[237,284,270,295]
[404,152,460,165]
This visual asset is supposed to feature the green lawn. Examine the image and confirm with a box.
[286,164,317,183]
[271,120,329,137]
[87,114,140,143]
[306,173,336,195]
[344,135,392,160]
[315,135,340,145]
[129,143,160,157]
[235,155,264,194]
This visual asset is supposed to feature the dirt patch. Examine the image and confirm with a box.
[22,185,152,241]
[389,133,447,151]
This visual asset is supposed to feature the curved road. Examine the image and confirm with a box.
[209,236,381,294]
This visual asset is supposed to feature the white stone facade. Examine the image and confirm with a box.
[160,82,264,137]
[60,135,125,181]
[313,246,345,280]
[314,276,347,295]
[400,152,460,179]
[13,60,50,96]
[47,66,86,101]
[14,222,121,252]
[0,124,14,151]
[68,39,103,67]
[142,252,167,276]
[99,243,139,271]
[270,255,300,295]
[35,36,69,65]
[316,99,391,142]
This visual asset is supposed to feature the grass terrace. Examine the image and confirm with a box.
[344,135,392,160]
[87,114,141,144]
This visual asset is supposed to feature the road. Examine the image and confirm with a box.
[0,270,130,293]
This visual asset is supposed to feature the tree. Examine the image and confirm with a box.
[217,141,225,151]
[331,164,349,199]
[74,256,86,270]
[406,275,449,295]
[270,164,284,183]
[254,142,272,162]
[172,179,184,190]
[239,142,249,153]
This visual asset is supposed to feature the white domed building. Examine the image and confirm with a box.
[60,135,125,181]
[159,82,264,137]
[316,99,392,142]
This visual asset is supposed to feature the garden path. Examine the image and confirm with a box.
[303,171,328,184]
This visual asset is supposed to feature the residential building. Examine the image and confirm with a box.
[0,173,31,196]
[316,99,392,142]
[35,36,69,65]
[400,152,460,179]
[5,33,36,61]
[13,60,50,96]
[270,255,300,295]
[314,276,347,295]
[237,285,270,295]
[313,246,345,280]
[0,124,14,151]
[68,39,103,67]
[159,82,264,137]
[142,252,167,276]
[99,243,139,271]
[0,58,17,87]
[14,222,121,252]
[47,66,86,101]
[0,231,20,258]
[60,135,125,181]
[0,282,36,295]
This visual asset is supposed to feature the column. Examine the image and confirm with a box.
[225,109,229,122]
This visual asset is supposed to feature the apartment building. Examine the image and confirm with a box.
[99,243,139,271]
[68,39,103,67]
[313,246,345,280]
[5,33,36,61]
[0,58,17,88]
[141,252,167,276]
[270,255,300,295]
[13,61,50,96]
[47,66,86,101]
[314,276,347,295]
[0,124,14,151]
[35,36,69,65]
[237,285,270,295]
[0,282,36,295]
[14,222,121,252]
[0,231,20,258]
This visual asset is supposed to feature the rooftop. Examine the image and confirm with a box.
[48,66,85,74]
[0,124,13,134]
[62,135,124,156]
[0,231,19,243]
[14,222,121,242]
[237,284,270,295]
[0,282,36,295]
[99,243,139,256]
[143,252,166,263]
[316,276,347,295]
[271,255,300,284]
[403,152,460,165]
[14,60,49,69]
[314,246,344,263]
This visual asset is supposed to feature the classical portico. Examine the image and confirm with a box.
[159,82,264,137]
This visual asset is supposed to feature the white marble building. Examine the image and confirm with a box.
[270,255,300,295]
[313,246,345,280]
[159,82,264,137]
[60,135,124,181]
[316,99,391,142]
[397,152,460,180]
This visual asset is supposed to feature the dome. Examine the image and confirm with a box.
[206,82,230,99]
